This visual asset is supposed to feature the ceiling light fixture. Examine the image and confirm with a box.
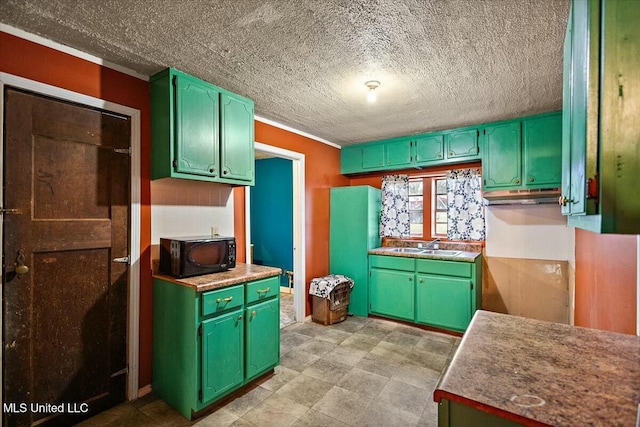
[365,80,380,103]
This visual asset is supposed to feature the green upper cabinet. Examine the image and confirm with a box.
[445,128,480,160]
[482,112,561,191]
[414,134,444,164]
[561,0,640,233]
[385,138,413,168]
[220,93,255,183]
[482,121,522,189]
[523,114,563,188]
[151,68,255,185]
[362,143,385,169]
[174,73,220,177]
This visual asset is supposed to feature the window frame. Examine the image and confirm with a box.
[409,173,448,241]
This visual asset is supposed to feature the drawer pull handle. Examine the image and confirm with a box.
[216,296,233,304]
[257,287,270,294]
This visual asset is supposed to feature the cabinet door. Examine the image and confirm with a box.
[369,269,414,321]
[416,275,471,332]
[174,74,220,177]
[523,114,562,188]
[362,144,385,169]
[445,129,479,160]
[201,309,244,403]
[385,139,413,167]
[561,10,573,215]
[340,145,363,174]
[245,298,279,380]
[220,93,255,182]
[482,122,522,189]
[561,0,598,216]
[415,135,444,164]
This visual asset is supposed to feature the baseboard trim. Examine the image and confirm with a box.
[137,384,152,398]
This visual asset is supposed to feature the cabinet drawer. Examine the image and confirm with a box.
[202,284,244,316]
[246,276,280,305]
[370,255,415,271]
[416,259,471,278]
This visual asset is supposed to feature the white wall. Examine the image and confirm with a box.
[485,204,572,261]
[150,179,234,244]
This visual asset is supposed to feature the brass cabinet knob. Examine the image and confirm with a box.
[252,310,257,317]
[419,278,423,283]
[514,179,520,184]
[529,177,534,182]
[448,152,453,156]
[437,153,442,158]
[558,195,573,206]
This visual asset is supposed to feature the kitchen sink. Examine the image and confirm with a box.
[388,247,424,253]
[420,249,462,256]
[385,247,462,256]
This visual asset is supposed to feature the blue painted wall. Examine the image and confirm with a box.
[250,157,293,288]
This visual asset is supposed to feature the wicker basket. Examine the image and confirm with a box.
[311,282,351,326]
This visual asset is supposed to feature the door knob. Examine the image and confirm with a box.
[15,249,29,277]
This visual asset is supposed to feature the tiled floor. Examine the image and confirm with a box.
[280,292,296,328]
[78,316,460,427]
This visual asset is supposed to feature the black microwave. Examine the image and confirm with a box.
[159,236,236,278]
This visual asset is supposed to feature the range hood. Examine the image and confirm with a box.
[483,188,561,205]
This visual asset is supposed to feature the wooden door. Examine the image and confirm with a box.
[3,88,130,426]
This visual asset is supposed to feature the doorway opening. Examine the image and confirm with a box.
[246,142,305,326]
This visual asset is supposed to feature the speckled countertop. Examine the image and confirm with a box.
[368,239,481,262]
[153,263,282,292]
[434,310,640,426]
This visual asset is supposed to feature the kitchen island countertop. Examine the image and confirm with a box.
[434,310,640,426]
[153,262,282,292]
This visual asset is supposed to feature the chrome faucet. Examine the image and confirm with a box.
[427,238,441,249]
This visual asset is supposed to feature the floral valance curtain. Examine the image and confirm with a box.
[379,174,410,237]
[446,168,485,241]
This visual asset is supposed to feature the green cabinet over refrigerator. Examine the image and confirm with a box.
[329,186,381,317]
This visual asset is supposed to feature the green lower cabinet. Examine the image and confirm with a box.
[438,399,524,427]
[368,255,481,332]
[245,298,279,381]
[153,276,280,420]
[369,269,414,321]
[201,309,244,402]
[416,275,471,332]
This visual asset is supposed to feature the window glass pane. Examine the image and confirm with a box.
[436,195,448,210]
[410,211,423,223]
[436,179,447,194]
[409,196,423,210]
[435,223,448,235]
[409,181,423,195]
[435,212,448,223]
[411,223,423,236]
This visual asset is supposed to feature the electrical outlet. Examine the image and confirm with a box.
[210,226,219,236]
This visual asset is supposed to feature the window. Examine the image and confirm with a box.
[409,176,448,239]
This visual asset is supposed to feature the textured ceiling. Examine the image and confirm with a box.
[0,0,570,146]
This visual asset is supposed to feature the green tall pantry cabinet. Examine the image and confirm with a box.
[329,186,381,317]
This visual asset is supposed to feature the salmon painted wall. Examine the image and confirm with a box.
[0,32,155,387]
[574,229,637,334]
[234,122,348,315]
